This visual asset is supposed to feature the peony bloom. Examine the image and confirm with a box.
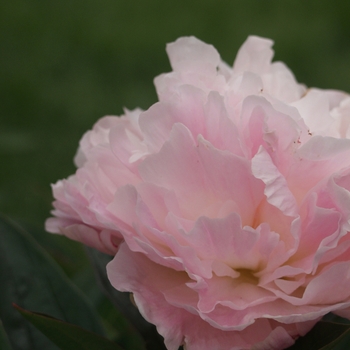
[46,36,350,349]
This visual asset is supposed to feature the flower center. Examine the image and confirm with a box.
[236,268,260,285]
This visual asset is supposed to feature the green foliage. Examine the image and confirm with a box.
[287,321,350,350]
[0,215,105,349]
[0,216,156,350]
[14,305,123,350]
[0,322,12,350]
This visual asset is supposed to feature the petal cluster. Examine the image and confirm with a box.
[46,36,350,349]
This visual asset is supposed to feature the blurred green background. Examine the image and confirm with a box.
[2,0,350,340]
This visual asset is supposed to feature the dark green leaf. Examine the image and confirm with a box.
[0,320,13,350]
[0,214,105,350]
[287,321,350,350]
[322,312,350,325]
[86,247,166,350]
[14,304,123,350]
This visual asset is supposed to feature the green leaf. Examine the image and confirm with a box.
[322,312,350,325]
[0,320,13,350]
[86,247,166,350]
[287,321,350,350]
[14,304,123,350]
[0,214,105,350]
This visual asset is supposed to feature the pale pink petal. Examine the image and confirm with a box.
[302,262,350,304]
[240,96,301,161]
[107,244,309,350]
[252,146,298,217]
[166,36,220,74]
[60,224,119,255]
[203,91,244,156]
[252,324,304,350]
[287,136,350,202]
[291,89,334,136]
[233,36,274,75]
[262,61,306,103]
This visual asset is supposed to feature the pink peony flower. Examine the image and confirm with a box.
[46,36,350,349]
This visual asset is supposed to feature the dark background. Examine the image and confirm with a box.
[1,0,350,337]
